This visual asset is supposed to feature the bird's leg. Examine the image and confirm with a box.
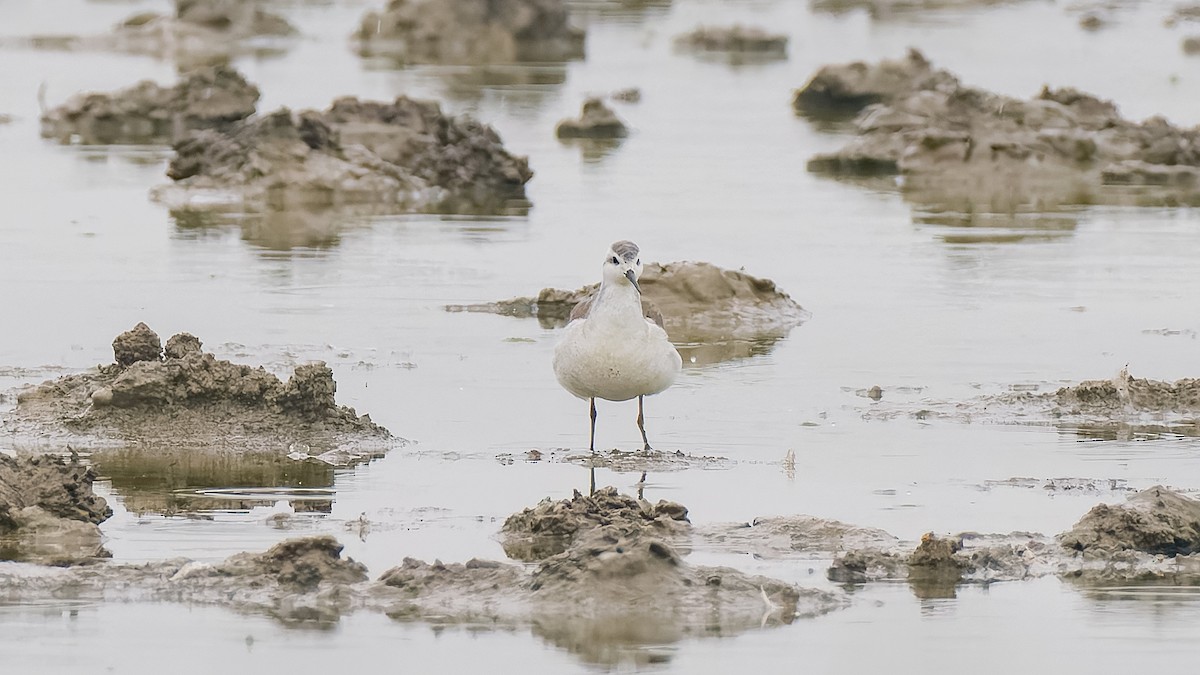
[589,397,598,453]
[637,395,652,453]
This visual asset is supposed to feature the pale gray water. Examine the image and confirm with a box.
[2,0,1200,670]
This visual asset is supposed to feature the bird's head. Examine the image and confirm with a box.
[602,240,643,293]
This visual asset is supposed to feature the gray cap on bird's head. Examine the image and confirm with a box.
[611,240,639,263]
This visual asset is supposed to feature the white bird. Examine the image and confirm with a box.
[553,240,683,453]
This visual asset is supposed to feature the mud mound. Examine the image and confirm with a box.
[555,98,628,139]
[793,49,955,118]
[674,25,788,58]
[1060,486,1200,556]
[159,96,532,214]
[501,487,690,561]
[5,324,394,457]
[0,455,112,565]
[448,260,808,345]
[797,51,1200,209]
[109,0,295,62]
[355,0,585,63]
[218,536,369,590]
[1055,373,1200,414]
[378,529,843,664]
[40,65,259,145]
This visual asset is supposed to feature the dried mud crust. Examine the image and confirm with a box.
[447,260,809,343]
[355,0,586,64]
[3,323,394,456]
[40,65,259,145]
[157,96,533,214]
[810,0,1032,18]
[500,486,690,561]
[795,49,1200,209]
[0,454,112,565]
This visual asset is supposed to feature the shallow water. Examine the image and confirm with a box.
[3,0,1200,669]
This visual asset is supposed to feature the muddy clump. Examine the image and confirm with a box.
[501,487,690,561]
[5,323,394,457]
[157,96,532,214]
[355,0,586,64]
[555,98,628,140]
[1060,486,1200,556]
[0,454,112,565]
[796,50,1200,210]
[450,260,807,350]
[40,65,259,145]
[674,25,788,59]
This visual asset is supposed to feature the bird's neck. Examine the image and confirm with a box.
[591,279,643,324]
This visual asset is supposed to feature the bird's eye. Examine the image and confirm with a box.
[635,259,640,265]
[610,256,619,265]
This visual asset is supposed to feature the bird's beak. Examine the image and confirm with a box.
[624,268,641,294]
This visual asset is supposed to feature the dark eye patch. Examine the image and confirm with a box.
[610,256,619,264]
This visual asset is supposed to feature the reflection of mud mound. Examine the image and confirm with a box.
[674,25,788,62]
[448,261,808,365]
[0,455,112,565]
[94,447,336,515]
[5,323,394,457]
[40,65,258,145]
[796,50,1200,212]
[1060,486,1200,556]
[355,0,586,64]
[501,487,689,561]
[157,97,533,215]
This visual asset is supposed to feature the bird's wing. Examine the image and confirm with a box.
[568,295,594,323]
[641,300,665,329]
